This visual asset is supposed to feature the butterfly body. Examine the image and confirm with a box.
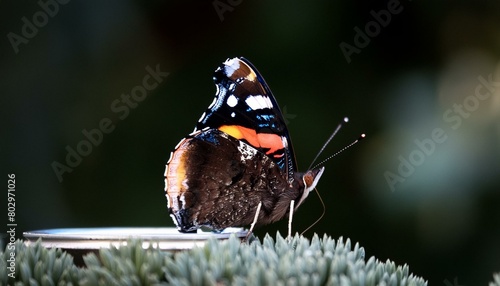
[165,57,324,233]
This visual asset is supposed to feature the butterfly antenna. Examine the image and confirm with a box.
[310,133,366,170]
[307,117,349,171]
[301,117,365,235]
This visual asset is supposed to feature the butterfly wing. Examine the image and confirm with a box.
[165,57,325,232]
[165,128,294,232]
[196,57,297,182]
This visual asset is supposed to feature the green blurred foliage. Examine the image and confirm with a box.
[1,0,500,284]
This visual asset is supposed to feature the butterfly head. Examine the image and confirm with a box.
[302,167,325,193]
[292,166,325,209]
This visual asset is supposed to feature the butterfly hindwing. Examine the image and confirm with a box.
[166,128,291,232]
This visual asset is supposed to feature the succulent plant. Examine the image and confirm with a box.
[0,232,433,285]
[0,239,80,286]
[162,232,427,286]
[490,273,500,286]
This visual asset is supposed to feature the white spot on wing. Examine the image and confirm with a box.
[189,128,206,136]
[166,152,174,165]
[231,112,236,118]
[197,112,206,122]
[224,58,240,77]
[245,95,273,110]
[179,184,188,208]
[207,95,217,109]
[173,138,187,149]
[227,94,238,107]
[169,214,180,227]
[237,141,257,162]
[281,136,288,148]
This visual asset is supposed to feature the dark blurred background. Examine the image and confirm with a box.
[2,0,500,284]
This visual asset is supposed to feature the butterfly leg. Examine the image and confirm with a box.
[287,200,295,241]
[244,201,262,241]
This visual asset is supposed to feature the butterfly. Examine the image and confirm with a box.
[164,57,325,235]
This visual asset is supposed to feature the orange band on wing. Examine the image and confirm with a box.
[219,125,284,157]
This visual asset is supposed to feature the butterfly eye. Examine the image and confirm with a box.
[302,167,325,193]
[303,172,315,188]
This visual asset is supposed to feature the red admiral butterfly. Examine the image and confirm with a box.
[164,57,324,234]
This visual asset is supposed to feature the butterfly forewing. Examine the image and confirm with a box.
[195,57,297,180]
